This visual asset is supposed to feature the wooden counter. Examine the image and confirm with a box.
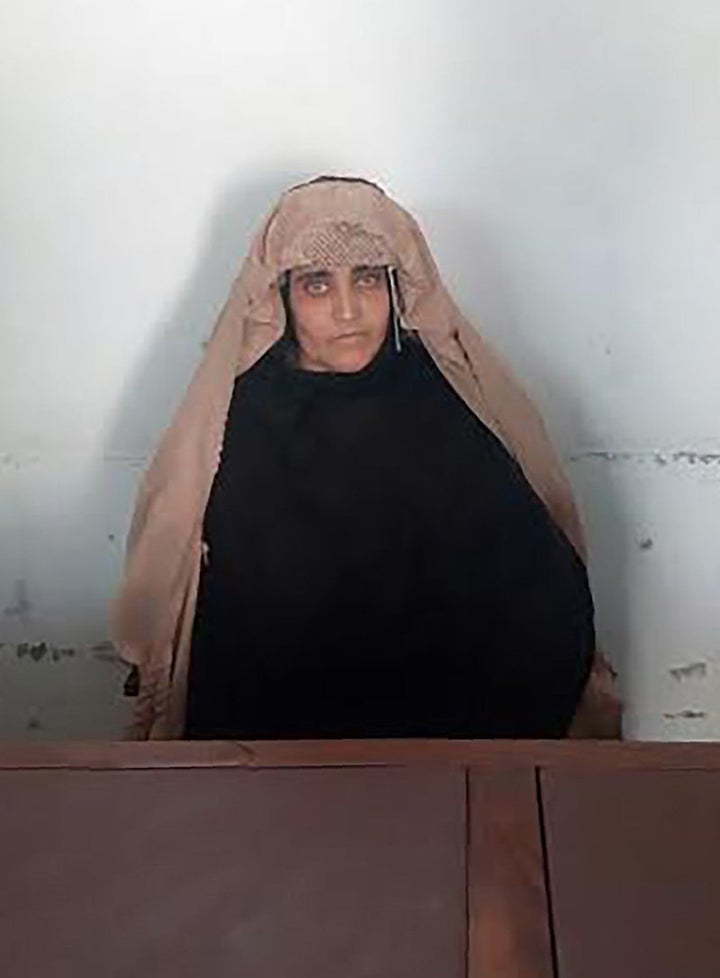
[2,740,719,977]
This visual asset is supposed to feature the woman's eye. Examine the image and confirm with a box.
[304,279,329,296]
[355,271,382,288]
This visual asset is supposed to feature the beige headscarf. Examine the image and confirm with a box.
[111,177,621,740]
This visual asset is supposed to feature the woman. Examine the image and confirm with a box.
[112,175,621,740]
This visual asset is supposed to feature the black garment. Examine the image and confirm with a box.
[184,333,594,740]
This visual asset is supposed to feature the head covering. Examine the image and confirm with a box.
[111,176,620,739]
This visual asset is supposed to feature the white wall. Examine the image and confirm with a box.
[1,0,718,739]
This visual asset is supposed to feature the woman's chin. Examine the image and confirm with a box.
[332,352,375,373]
[332,336,385,372]
[298,330,387,373]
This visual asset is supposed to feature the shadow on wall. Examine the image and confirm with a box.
[78,167,318,688]
[92,172,631,721]
[104,169,309,459]
[92,166,323,523]
[1,165,347,740]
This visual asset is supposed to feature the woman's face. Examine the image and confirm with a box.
[287,264,390,372]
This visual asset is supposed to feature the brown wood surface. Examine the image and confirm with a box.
[540,768,720,978]
[0,766,467,978]
[467,767,554,978]
[2,738,720,771]
[4,741,720,977]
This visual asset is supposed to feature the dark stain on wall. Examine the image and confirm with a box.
[671,451,720,465]
[15,642,77,662]
[567,450,720,467]
[669,662,708,681]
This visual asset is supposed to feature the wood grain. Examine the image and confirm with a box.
[2,738,720,770]
[0,766,466,978]
[540,768,720,978]
[467,767,554,978]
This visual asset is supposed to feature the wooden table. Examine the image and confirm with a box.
[2,740,719,977]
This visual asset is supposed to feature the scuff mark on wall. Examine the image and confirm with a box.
[5,639,125,665]
[663,709,707,720]
[668,661,708,681]
[671,451,720,466]
[0,452,41,469]
[0,640,132,739]
[90,641,114,652]
[3,579,32,624]
[16,642,76,662]
[567,450,635,463]
[90,641,123,663]
[566,450,720,467]
[94,651,124,664]
[638,538,654,551]
[103,453,147,469]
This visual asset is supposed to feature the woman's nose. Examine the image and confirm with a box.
[332,279,359,321]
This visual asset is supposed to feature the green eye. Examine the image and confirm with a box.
[355,270,382,288]
[304,278,330,296]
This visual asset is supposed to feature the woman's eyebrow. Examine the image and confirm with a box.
[295,267,331,281]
